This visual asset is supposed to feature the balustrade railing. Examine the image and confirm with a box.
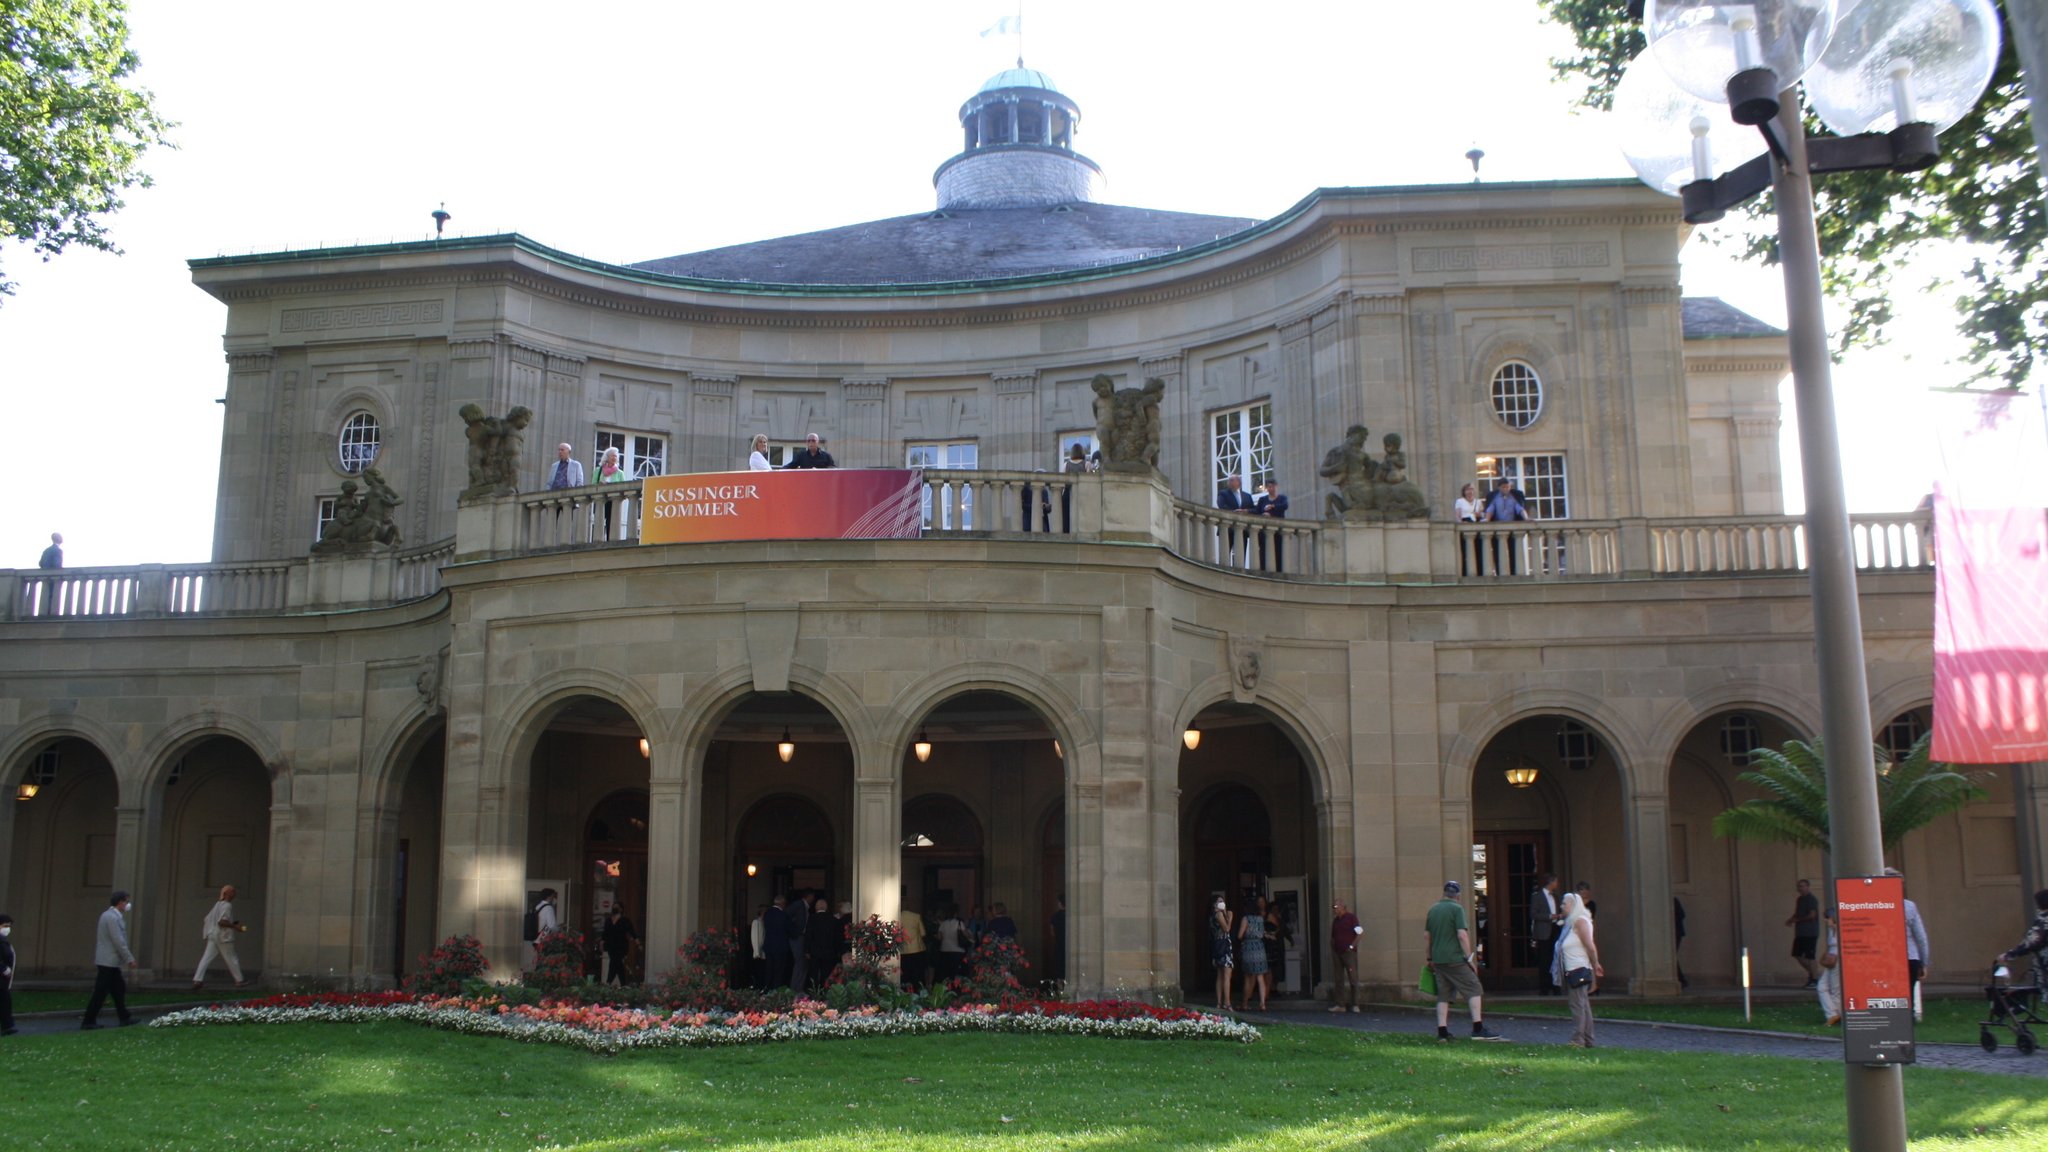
[1170,500,1320,577]
[2,492,1937,621]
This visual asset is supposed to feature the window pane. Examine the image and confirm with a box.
[338,412,380,474]
[1491,362,1543,430]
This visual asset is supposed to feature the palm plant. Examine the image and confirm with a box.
[1711,732,1985,853]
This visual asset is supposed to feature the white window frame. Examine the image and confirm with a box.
[763,441,811,468]
[908,440,978,529]
[1474,453,1568,520]
[1211,401,1274,492]
[1490,361,1544,431]
[338,411,381,474]
[315,496,340,542]
[1055,432,1098,471]
[594,428,668,479]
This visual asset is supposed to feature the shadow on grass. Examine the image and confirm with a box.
[6,1019,2043,1150]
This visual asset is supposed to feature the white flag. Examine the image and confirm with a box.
[980,15,1020,38]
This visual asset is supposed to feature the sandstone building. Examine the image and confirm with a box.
[3,67,2038,999]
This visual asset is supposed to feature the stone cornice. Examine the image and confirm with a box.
[1685,358,1791,374]
[843,377,892,400]
[689,373,738,396]
[225,350,276,370]
[989,373,1036,395]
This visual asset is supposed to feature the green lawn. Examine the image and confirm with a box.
[1491,997,1998,1046]
[0,1018,2040,1150]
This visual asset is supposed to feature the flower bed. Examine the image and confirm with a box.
[152,991,1259,1053]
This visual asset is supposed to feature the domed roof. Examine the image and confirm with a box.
[978,66,1062,95]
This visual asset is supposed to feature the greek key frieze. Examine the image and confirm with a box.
[1410,243,1610,273]
[279,300,444,332]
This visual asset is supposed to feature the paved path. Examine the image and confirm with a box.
[1239,1005,2048,1078]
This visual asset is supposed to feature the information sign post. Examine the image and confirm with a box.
[1835,875,1916,1066]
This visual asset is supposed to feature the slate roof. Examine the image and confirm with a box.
[1681,296,1784,339]
[630,202,1263,285]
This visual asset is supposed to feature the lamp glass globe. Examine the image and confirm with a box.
[1646,0,1840,104]
[1615,49,1768,195]
[1805,0,2001,136]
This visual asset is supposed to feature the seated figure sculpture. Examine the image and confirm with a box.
[1090,374,1166,473]
[460,404,534,500]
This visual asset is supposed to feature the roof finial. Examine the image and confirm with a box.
[1464,145,1485,183]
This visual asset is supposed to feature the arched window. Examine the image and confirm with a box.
[1490,362,1543,430]
[338,411,381,473]
[1878,710,1929,761]
[1719,713,1762,767]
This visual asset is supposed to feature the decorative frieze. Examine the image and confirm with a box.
[447,337,498,360]
[1411,243,1610,273]
[690,374,738,397]
[844,378,892,401]
[990,372,1036,395]
[225,350,276,371]
[280,300,443,332]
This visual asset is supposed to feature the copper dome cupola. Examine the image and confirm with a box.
[933,64,1104,210]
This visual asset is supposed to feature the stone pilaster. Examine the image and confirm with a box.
[217,350,276,562]
[841,378,890,469]
[644,743,694,974]
[688,374,738,473]
[544,351,587,463]
[1619,285,1688,516]
[1624,791,1681,996]
[1733,416,1783,515]
[990,372,1039,471]
[1138,352,1184,481]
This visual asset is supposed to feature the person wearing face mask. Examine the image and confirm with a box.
[0,913,16,1035]
[1209,895,1236,1012]
[82,890,136,1029]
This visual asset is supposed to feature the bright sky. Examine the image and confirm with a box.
[0,0,2021,566]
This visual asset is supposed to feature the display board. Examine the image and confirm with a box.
[640,469,924,544]
[1835,874,1916,1065]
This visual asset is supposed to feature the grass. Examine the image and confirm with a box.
[9,986,266,1015]
[1490,996,2001,1046]
[0,1017,2041,1150]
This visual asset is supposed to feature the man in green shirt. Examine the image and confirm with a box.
[1426,881,1502,1042]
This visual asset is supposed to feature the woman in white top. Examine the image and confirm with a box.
[748,434,772,471]
[1454,482,1485,576]
[1555,890,1602,1047]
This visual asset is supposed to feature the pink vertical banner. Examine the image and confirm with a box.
[1931,390,2048,762]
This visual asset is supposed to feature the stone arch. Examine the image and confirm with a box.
[1868,679,1934,740]
[1645,682,1819,776]
[2,728,121,973]
[1467,328,1568,433]
[147,727,275,974]
[671,663,874,777]
[486,667,663,789]
[1172,675,1342,806]
[137,712,288,806]
[1443,689,1645,806]
[877,663,1089,779]
[363,702,448,812]
[0,712,129,786]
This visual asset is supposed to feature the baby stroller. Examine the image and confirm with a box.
[1979,965,2044,1054]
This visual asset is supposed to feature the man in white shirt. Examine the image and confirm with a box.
[546,444,585,489]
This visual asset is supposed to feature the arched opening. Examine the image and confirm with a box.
[1883,704,2021,983]
[525,696,649,975]
[155,736,271,976]
[1038,801,1066,987]
[1667,708,1806,988]
[387,720,444,982]
[700,691,852,971]
[1471,715,1628,991]
[6,737,117,974]
[1178,703,1320,1002]
[585,788,649,982]
[901,690,1066,983]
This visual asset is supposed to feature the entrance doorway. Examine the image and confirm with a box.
[584,790,648,982]
[1472,831,1551,988]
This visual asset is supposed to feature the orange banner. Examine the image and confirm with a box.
[639,469,924,545]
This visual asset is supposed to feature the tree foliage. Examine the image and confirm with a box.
[1711,732,1988,852]
[0,0,172,298]
[1537,2,2042,388]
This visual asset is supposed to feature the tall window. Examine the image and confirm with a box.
[909,440,977,529]
[338,411,380,474]
[1720,713,1762,767]
[30,747,59,788]
[1211,401,1273,490]
[594,429,667,478]
[1474,453,1568,519]
[1490,362,1544,430]
[1055,432,1098,470]
[315,496,340,541]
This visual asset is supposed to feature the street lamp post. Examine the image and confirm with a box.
[1615,4,2002,1149]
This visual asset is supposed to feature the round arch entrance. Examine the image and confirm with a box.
[524,696,649,974]
[1177,703,1321,1001]
[6,737,118,974]
[1471,715,1628,991]
[153,736,272,976]
[900,690,1066,985]
[700,691,851,948]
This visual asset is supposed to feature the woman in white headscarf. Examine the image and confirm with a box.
[1555,890,1603,1047]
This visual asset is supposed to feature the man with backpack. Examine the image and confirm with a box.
[522,888,558,969]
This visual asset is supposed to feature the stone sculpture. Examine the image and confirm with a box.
[460,403,534,500]
[1090,374,1166,473]
[1320,426,1427,521]
[312,467,405,552]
